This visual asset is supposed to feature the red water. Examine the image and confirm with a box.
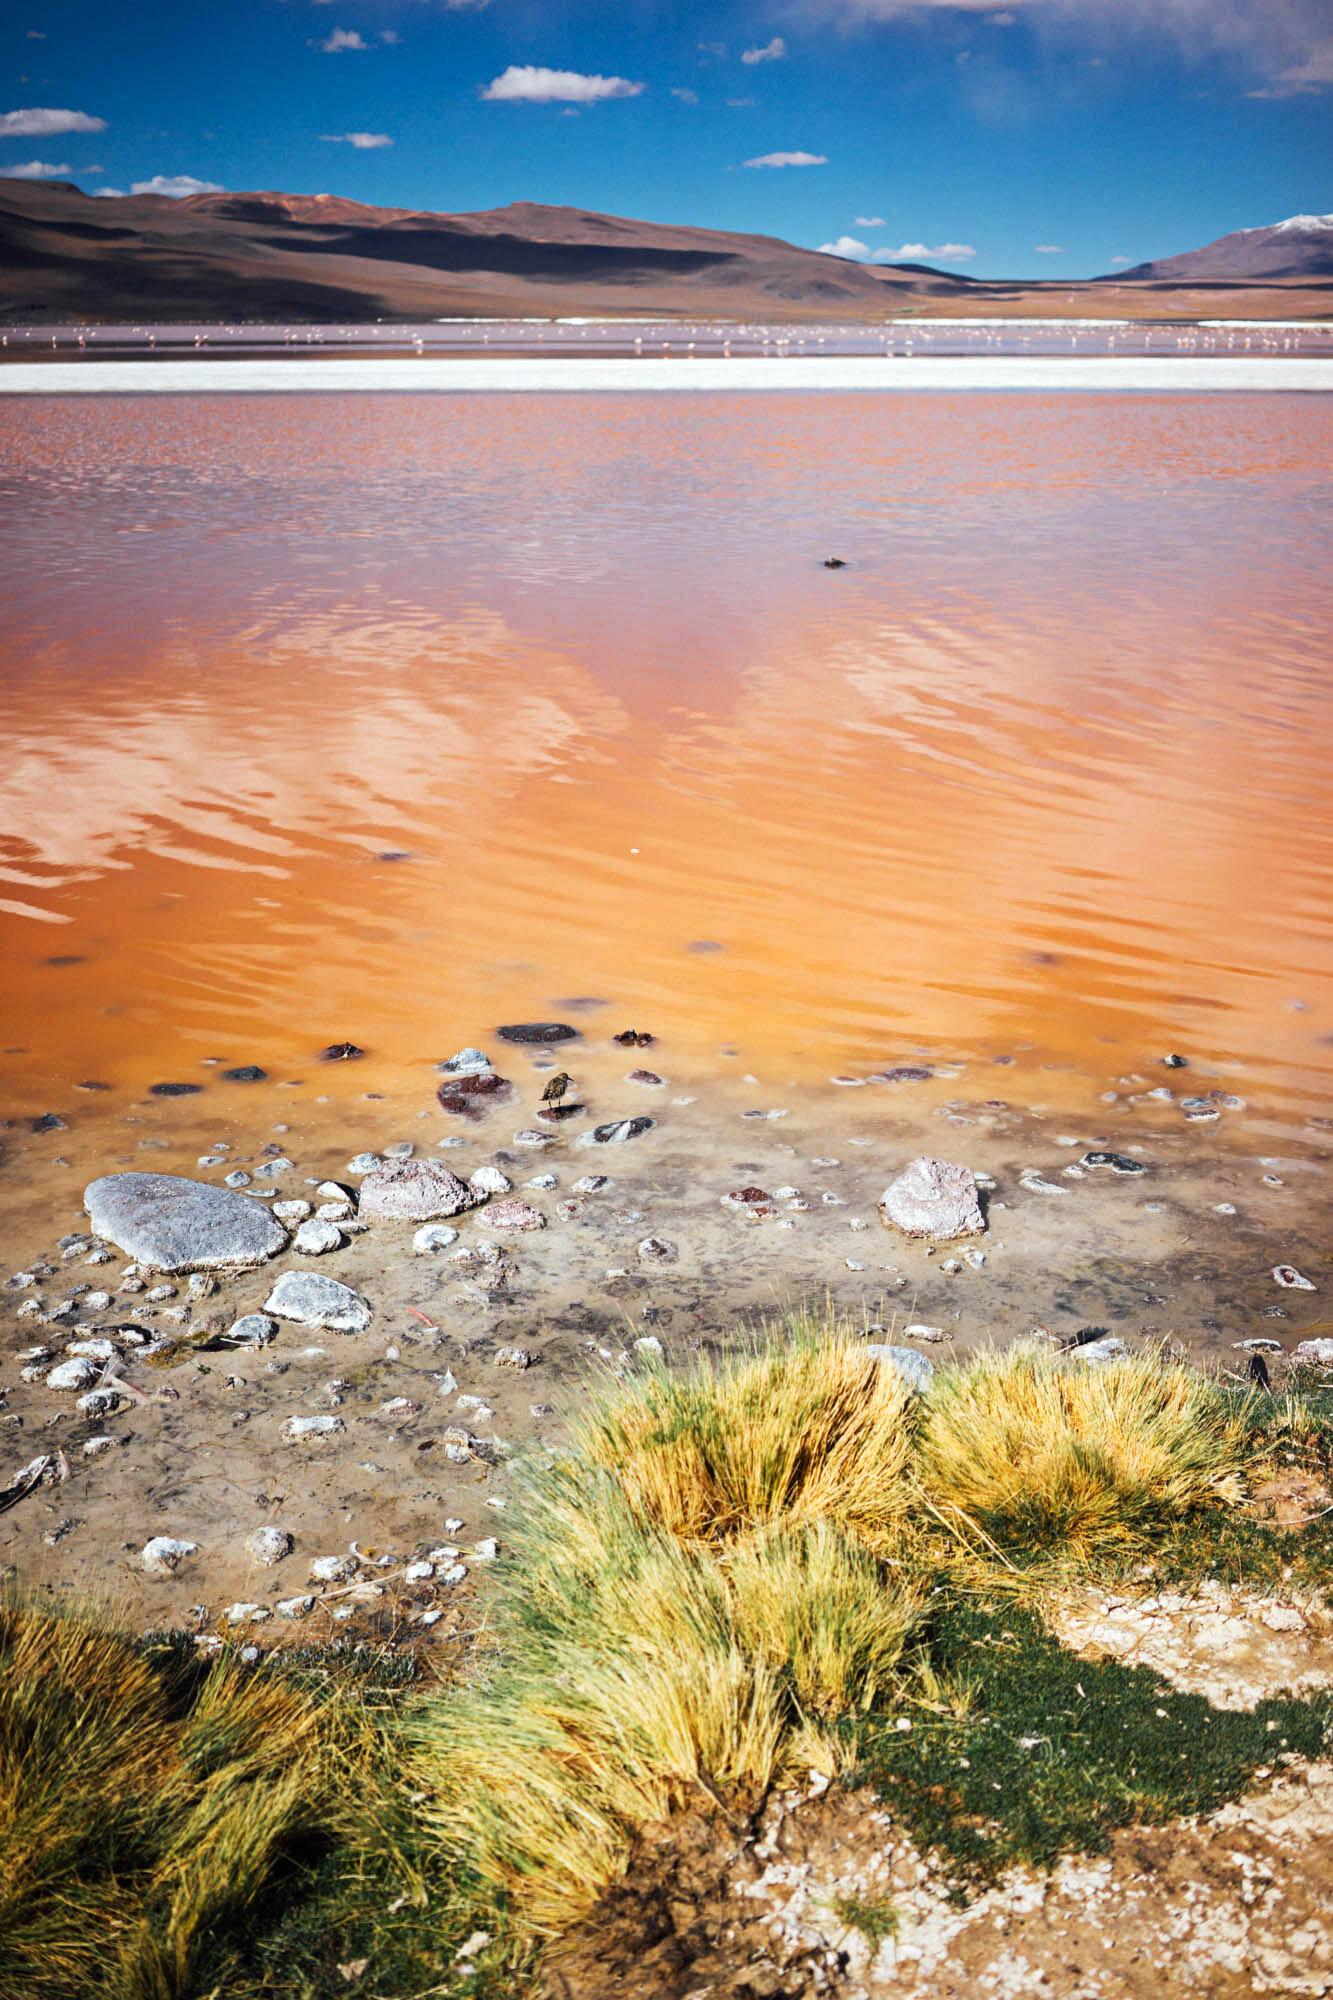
[1,390,1331,1130]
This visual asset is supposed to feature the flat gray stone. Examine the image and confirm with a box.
[264,1270,372,1332]
[357,1157,473,1222]
[293,1219,343,1255]
[83,1173,287,1274]
[879,1158,984,1241]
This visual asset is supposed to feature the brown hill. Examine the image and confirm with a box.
[1102,213,1333,283]
[0,179,949,322]
[1,179,1329,324]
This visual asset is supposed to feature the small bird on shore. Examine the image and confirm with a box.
[541,1072,573,1106]
[1248,1353,1273,1393]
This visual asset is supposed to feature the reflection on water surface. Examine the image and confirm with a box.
[1,390,1330,1134]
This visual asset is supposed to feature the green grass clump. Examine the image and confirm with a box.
[829,1891,901,1952]
[858,1597,1332,1893]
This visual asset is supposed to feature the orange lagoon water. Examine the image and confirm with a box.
[1,388,1331,1137]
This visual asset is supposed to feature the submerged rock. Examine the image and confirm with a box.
[436,1071,514,1119]
[83,1173,287,1273]
[485,1199,545,1231]
[496,1022,580,1045]
[1274,1265,1316,1292]
[879,1158,985,1241]
[358,1158,472,1222]
[1082,1151,1148,1175]
[264,1272,372,1332]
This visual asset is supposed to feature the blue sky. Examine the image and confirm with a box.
[3,0,1330,277]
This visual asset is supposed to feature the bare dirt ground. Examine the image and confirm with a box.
[1,1031,1329,1644]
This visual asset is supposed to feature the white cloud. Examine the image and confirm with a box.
[743,149,827,166]
[855,214,885,226]
[1248,37,1333,93]
[25,28,46,38]
[0,107,107,138]
[130,174,225,197]
[788,0,1333,91]
[0,158,70,178]
[1033,242,1065,252]
[742,35,788,63]
[1108,254,1132,265]
[91,186,125,198]
[671,86,700,102]
[699,40,728,57]
[726,95,758,105]
[817,234,870,256]
[318,28,368,52]
[321,130,394,147]
[380,28,401,44]
[889,240,977,260]
[481,65,644,103]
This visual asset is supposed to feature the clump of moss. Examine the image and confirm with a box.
[857,1597,1331,1894]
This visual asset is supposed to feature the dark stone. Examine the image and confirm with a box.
[222,1065,267,1083]
[823,557,847,568]
[537,1102,585,1122]
[45,955,86,966]
[1082,1151,1148,1175]
[880,1065,933,1084]
[613,1029,655,1046]
[580,1117,655,1146]
[30,1112,67,1134]
[437,1071,514,1119]
[75,1080,111,1092]
[1162,1053,1189,1068]
[148,1082,203,1097]
[495,1023,580,1045]
[374,850,412,862]
[318,1042,365,1062]
[1060,1325,1112,1351]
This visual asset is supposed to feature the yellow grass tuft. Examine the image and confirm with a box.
[917,1343,1247,1559]
[572,1328,917,1553]
[417,1327,925,1936]
[0,1597,394,2000]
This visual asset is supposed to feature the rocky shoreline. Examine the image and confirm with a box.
[2,1021,1329,1643]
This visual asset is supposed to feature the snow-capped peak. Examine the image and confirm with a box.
[1273,213,1333,233]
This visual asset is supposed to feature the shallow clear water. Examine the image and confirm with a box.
[1,388,1331,1135]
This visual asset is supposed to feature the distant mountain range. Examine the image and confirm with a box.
[1101,213,1333,282]
[1,179,1329,324]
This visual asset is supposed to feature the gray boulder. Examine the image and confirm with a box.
[879,1158,984,1241]
[264,1271,372,1332]
[357,1157,473,1222]
[83,1173,287,1273]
